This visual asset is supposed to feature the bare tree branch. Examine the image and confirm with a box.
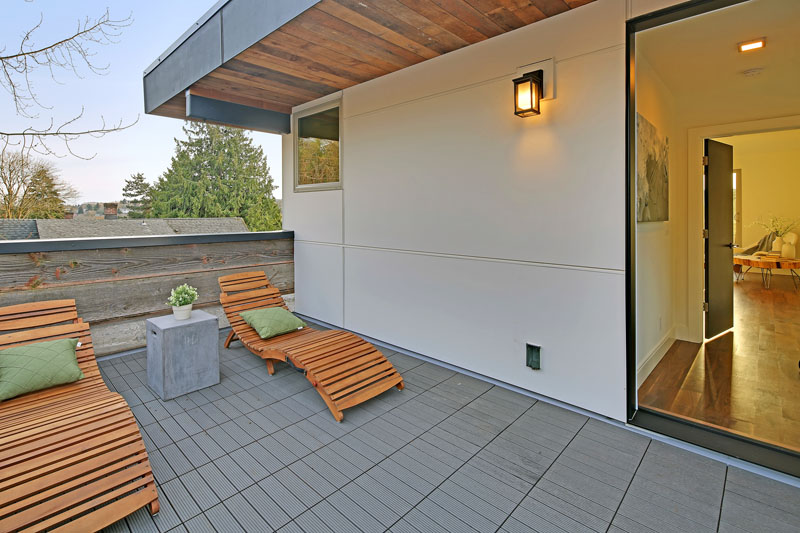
[0,5,134,159]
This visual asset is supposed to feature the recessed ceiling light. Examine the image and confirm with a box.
[738,38,765,52]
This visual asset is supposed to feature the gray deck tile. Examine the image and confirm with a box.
[272,428,315,458]
[294,509,334,533]
[213,455,255,490]
[259,475,312,519]
[174,438,211,469]
[197,402,230,425]
[203,503,244,533]
[274,468,324,508]
[205,425,241,453]
[143,422,173,449]
[144,400,172,421]
[173,412,203,436]
[179,470,221,511]
[337,432,388,463]
[511,497,597,533]
[218,419,255,447]
[124,508,159,533]
[359,467,425,509]
[309,500,361,533]
[719,490,800,533]
[182,407,217,433]
[222,493,271,531]
[289,456,336,498]
[724,467,800,521]
[428,487,498,531]
[325,490,386,533]
[259,434,303,465]
[276,521,305,533]
[439,478,511,524]
[197,462,239,501]
[304,448,356,486]
[147,449,177,483]
[161,478,201,522]
[159,444,194,477]
[183,514,215,533]
[342,478,404,526]
[417,498,481,533]
[241,483,292,529]
[189,432,226,460]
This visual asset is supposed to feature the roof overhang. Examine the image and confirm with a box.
[143,0,594,134]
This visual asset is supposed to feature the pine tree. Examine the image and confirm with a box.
[150,122,281,231]
[122,172,151,218]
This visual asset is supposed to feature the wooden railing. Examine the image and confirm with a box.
[0,231,294,355]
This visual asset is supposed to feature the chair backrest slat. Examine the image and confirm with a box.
[0,300,79,333]
[218,271,274,295]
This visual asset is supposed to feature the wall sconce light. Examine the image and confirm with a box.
[738,38,765,52]
[513,69,543,117]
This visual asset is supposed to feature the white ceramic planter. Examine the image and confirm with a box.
[772,236,784,252]
[172,304,193,320]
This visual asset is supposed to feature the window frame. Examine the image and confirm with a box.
[293,100,343,193]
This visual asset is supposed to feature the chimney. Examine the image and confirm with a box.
[104,202,118,220]
[63,211,74,220]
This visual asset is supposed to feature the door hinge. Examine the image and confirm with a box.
[703,302,709,312]
[702,229,709,239]
[702,155,709,165]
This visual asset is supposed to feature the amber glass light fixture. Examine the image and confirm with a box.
[513,69,543,117]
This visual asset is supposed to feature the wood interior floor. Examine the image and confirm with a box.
[639,274,800,453]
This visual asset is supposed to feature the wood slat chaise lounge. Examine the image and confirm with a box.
[0,300,159,532]
[219,271,404,421]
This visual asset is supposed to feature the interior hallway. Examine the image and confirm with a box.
[639,275,800,453]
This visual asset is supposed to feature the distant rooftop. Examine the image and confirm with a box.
[0,219,39,241]
[0,217,249,241]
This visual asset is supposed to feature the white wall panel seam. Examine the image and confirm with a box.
[296,240,625,275]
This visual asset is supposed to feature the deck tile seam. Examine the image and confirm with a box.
[495,416,590,533]
[605,439,652,533]
[716,466,728,533]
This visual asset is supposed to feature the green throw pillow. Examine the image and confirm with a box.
[0,338,84,402]
[240,308,306,340]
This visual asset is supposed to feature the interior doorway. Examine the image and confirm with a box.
[639,127,800,453]
[628,0,800,472]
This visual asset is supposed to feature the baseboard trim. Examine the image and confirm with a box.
[637,328,675,388]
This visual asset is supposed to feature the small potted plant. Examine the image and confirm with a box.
[167,283,198,320]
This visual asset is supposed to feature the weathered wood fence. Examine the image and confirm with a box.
[0,232,294,355]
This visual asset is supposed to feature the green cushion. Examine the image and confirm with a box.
[0,338,84,402]
[239,308,306,340]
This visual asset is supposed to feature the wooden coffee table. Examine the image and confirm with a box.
[734,255,800,290]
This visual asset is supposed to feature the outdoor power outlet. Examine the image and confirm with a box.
[526,343,541,370]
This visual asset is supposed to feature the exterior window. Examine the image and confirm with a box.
[295,104,340,191]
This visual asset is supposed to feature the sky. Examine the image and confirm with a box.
[1,0,283,202]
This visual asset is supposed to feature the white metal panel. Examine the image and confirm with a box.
[343,47,625,270]
[344,247,627,421]
[294,242,344,327]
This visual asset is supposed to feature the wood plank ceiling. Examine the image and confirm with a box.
[151,0,595,119]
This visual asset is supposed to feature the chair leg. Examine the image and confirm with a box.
[224,331,236,348]
[265,360,275,375]
[318,389,344,422]
[148,498,160,516]
[396,380,405,391]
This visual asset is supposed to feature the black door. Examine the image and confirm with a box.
[704,139,734,338]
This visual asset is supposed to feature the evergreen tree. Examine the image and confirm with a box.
[150,123,281,231]
[122,172,152,218]
[77,205,84,214]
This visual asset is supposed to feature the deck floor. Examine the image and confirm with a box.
[99,332,800,533]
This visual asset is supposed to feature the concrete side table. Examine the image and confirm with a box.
[147,310,220,400]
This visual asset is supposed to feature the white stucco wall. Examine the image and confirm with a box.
[283,0,686,422]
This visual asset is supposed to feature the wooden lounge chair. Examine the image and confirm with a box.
[0,300,159,532]
[219,271,404,421]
